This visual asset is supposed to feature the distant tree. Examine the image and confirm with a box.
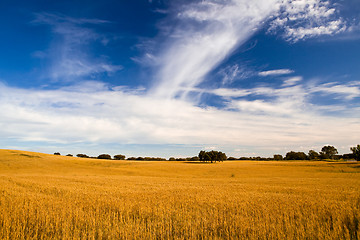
[342,153,355,160]
[227,157,238,161]
[127,157,137,160]
[198,150,206,162]
[350,145,360,161]
[217,151,227,162]
[198,150,227,163]
[66,154,73,157]
[54,152,61,155]
[98,154,112,160]
[143,157,167,161]
[308,150,319,160]
[168,157,176,161]
[76,154,89,158]
[320,145,338,159]
[273,154,283,161]
[114,154,126,160]
[285,151,307,160]
[204,152,212,162]
[189,156,200,161]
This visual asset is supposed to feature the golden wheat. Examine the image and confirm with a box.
[0,149,359,239]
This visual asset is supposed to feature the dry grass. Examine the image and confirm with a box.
[0,149,359,239]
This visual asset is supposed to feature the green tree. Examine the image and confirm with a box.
[308,150,319,160]
[320,145,338,159]
[350,145,360,161]
[114,154,126,160]
[198,150,227,163]
[204,152,212,163]
[189,156,200,161]
[97,154,111,160]
[218,152,227,162]
[273,154,283,160]
[198,150,206,162]
[285,151,307,160]
[76,154,89,158]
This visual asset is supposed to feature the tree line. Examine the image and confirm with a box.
[54,144,360,162]
[228,145,360,161]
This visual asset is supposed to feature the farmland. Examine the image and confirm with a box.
[0,149,359,239]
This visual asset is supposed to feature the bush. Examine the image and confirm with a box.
[76,154,89,158]
[54,152,61,155]
[66,154,73,157]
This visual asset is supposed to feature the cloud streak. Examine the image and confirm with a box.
[259,69,294,77]
[151,0,281,99]
[33,12,122,81]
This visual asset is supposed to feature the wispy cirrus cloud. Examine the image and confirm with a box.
[282,76,303,87]
[32,12,122,81]
[310,82,360,100]
[259,69,294,77]
[150,0,281,99]
[219,64,254,85]
[149,0,350,100]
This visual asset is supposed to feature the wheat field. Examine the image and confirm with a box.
[0,149,359,239]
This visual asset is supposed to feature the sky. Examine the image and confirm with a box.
[0,0,359,158]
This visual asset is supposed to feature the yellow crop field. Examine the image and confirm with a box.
[0,149,359,239]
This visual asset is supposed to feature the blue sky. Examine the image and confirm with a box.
[0,0,359,158]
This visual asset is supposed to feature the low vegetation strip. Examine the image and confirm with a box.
[0,149,359,239]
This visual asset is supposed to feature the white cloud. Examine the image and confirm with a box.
[150,0,281,99]
[259,69,294,77]
[285,20,347,42]
[219,64,254,85]
[268,0,348,42]
[310,82,360,100]
[33,12,122,81]
[146,0,350,101]
[282,76,303,87]
[211,88,251,98]
[1,81,359,157]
